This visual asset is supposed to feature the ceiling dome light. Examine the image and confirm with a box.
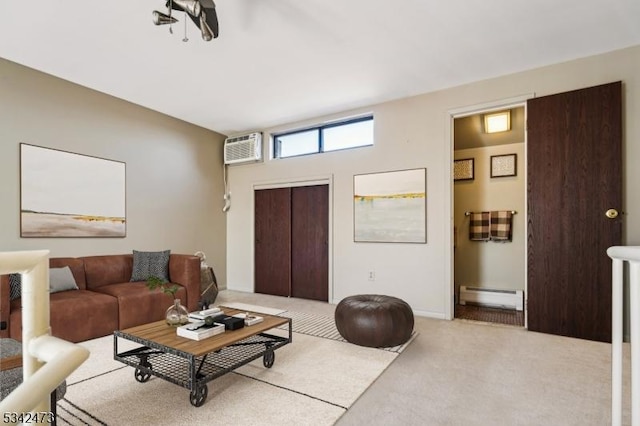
[484,110,511,133]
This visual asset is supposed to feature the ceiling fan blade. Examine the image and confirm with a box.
[200,13,213,41]
[152,10,178,25]
[201,6,219,38]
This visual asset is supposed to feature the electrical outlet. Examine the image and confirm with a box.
[368,271,375,281]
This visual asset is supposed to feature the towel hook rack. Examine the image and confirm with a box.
[464,210,517,216]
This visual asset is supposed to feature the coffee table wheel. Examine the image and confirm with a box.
[263,348,275,368]
[134,365,152,383]
[190,385,208,407]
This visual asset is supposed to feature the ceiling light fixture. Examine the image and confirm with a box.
[484,110,511,133]
[153,0,219,42]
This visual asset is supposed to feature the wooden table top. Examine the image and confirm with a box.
[0,355,22,372]
[116,307,290,357]
[0,338,23,372]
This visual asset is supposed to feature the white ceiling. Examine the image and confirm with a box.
[2,1,639,136]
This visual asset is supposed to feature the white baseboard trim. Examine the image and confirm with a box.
[413,309,446,320]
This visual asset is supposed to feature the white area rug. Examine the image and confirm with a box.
[57,312,409,426]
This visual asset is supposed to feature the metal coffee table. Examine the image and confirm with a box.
[113,307,291,407]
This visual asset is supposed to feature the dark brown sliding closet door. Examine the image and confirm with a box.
[291,185,329,301]
[254,187,291,297]
[254,185,329,301]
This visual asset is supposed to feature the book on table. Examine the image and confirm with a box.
[177,321,225,341]
[232,312,264,326]
[187,307,222,321]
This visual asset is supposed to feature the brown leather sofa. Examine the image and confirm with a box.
[0,253,200,343]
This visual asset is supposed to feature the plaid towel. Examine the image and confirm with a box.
[490,211,513,241]
[469,212,490,241]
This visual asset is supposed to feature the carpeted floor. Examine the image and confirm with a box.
[57,309,412,426]
[215,291,630,424]
[454,303,524,326]
[42,290,632,424]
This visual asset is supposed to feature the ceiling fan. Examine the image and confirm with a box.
[153,0,219,41]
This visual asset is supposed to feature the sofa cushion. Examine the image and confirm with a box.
[9,264,81,300]
[94,282,186,329]
[50,258,87,290]
[82,255,133,289]
[49,266,79,294]
[130,250,171,282]
[9,290,119,343]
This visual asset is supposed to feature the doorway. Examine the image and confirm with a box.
[452,106,526,327]
[449,82,623,341]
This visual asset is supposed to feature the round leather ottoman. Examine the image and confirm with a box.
[335,294,414,348]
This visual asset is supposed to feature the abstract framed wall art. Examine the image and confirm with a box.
[20,143,126,237]
[490,153,517,178]
[453,158,474,181]
[353,168,426,243]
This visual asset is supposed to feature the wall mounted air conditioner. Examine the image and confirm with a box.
[224,132,262,165]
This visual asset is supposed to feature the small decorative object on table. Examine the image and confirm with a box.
[195,251,219,309]
[232,312,264,326]
[147,276,189,326]
[166,298,190,326]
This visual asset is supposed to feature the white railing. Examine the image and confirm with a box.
[0,250,89,423]
[608,246,640,426]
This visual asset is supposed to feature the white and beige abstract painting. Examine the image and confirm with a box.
[354,168,426,243]
[20,143,126,237]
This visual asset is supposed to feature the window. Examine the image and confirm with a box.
[274,115,373,159]
[276,129,318,158]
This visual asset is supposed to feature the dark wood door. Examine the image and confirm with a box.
[291,185,329,301]
[527,81,622,342]
[254,188,291,297]
[254,184,329,301]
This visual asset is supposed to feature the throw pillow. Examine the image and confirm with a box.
[49,266,79,294]
[130,250,171,282]
[9,274,21,301]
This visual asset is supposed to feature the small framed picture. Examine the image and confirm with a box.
[453,158,474,181]
[490,154,517,178]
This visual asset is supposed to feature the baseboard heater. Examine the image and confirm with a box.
[459,286,524,311]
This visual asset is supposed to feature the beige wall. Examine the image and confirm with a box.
[454,143,525,296]
[5,42,636,318]
[0,58,228,287]
[226,45,640,318]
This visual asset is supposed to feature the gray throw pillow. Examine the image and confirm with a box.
[130,250,171,282]
[49,266,79,293]
[8,269,78,299]
[9,274,21,301]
